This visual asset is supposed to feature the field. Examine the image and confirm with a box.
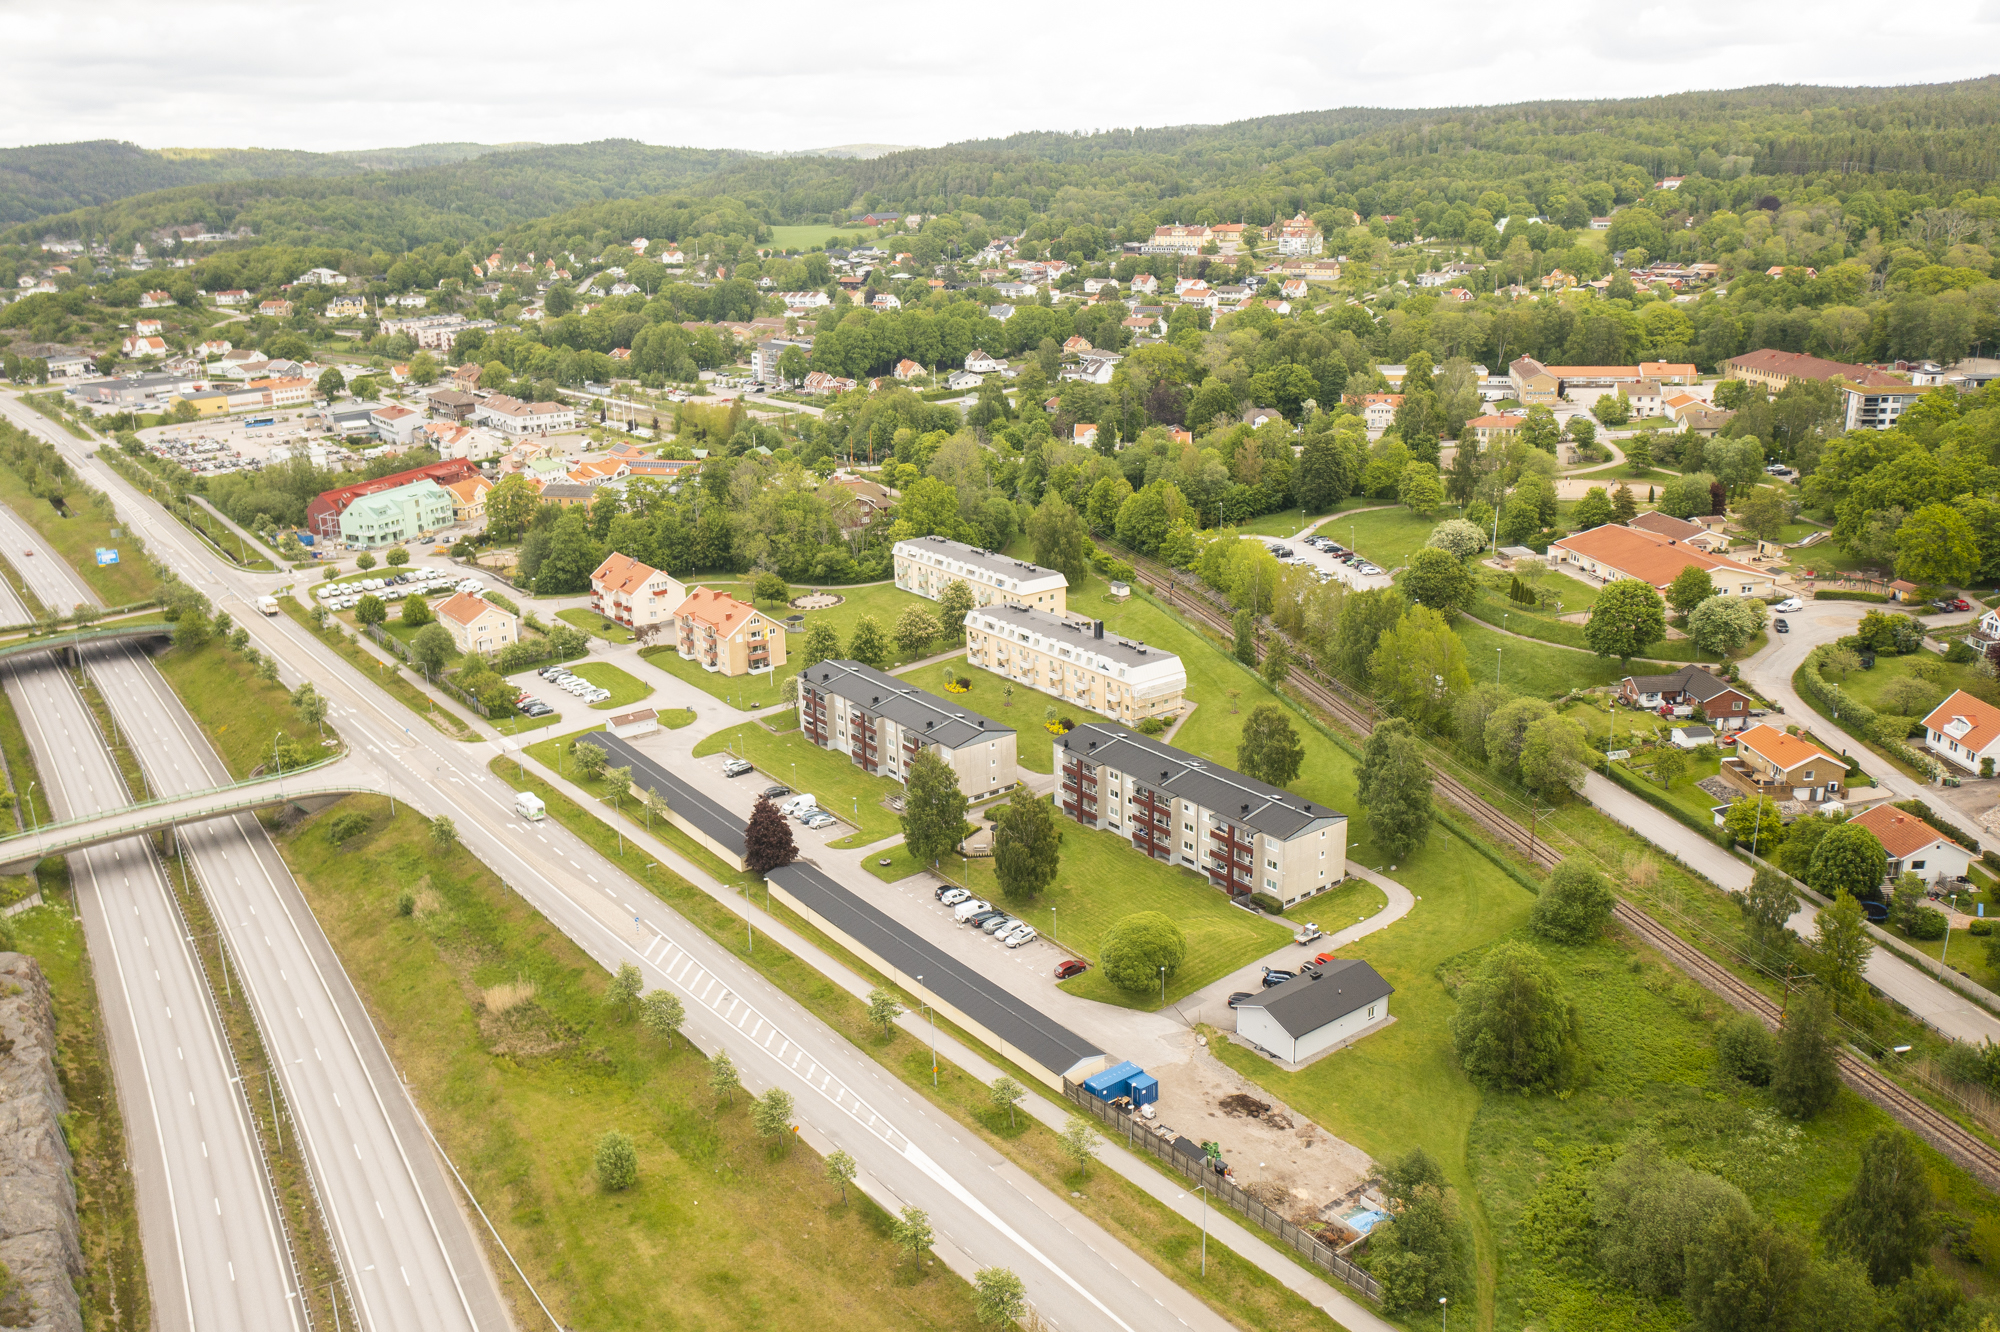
[769,224,873,249]
[1457,571,1759,667]
[150,636,333,777]
[1314,505,1446,572]
[688,719,907,844]
[571,662,654,710]
[1231,496,1383,538]
[901,653,1114,774]
[272,796,983,1332]
[1451,615,1668,694]
[0,469,159,606]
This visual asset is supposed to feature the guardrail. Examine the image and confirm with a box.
[1060,1081,1384,1301]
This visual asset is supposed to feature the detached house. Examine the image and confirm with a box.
[436,591,518,657]
[1924,690,2000,774]
[1847,804,1975,885]
[1731,724,1845,803]
[1619,666,1755,730]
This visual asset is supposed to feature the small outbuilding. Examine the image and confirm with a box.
[607,708,660,739]
[1670,725,1716,749]
[1233,958,1393,1064]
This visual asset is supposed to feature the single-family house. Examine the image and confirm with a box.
[326,294,366,318]
[893,358,924,381]
[1732,724,1845,803]
[1924,690,2000,774]
[965,349,1006,374]
[259,300,293,318]
[1847,804,1976,885]
[139,290,172,309]
[435,591,518,657]
[121,335,167,358]
[1619,666,1755,730]
[444,474,492,524]
[1360,394,1404,432]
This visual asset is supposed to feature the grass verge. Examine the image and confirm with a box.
[572,662,654,710]
[150,637,332,777]
[0,461,157,605]
[278,596,477,739]
[555,607,635,643]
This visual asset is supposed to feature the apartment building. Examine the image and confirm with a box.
[797,659,1018,794]
[335,479,456,547]
[590,551,686,632]
[671,586,785,677]
[893,535,1068,614]
[964,603,1186,723]
[1055,723,1348,907]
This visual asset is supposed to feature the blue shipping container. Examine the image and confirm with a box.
[1082,1060,1142,1102]
[1126,1072,1159,1108]
[297,532,315,546]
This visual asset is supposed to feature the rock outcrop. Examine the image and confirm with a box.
[0,952,82,1332]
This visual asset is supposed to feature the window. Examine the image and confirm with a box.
[1183,821,1194,832]
[1733,700,1743,710]
[1264,877,1278,890]
[1266,858,1279,870]
[1183,840,1193,851]
[1366,1004,1377,1020]
[1913,859,1928,871]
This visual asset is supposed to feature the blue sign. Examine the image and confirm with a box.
[94,548,118,566]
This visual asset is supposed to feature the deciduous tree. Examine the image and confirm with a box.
[1356,718,1433,862]
[1450,940,1583,1092]
[993,791,1061,902]
[1772,990,1840,1119]
[894,605,943,658]
[744,794,797,875]
[847,615,890,668]
[1584,579,1666,664]
[1236,703,1305,786]
[900,748,968,865]
[1530,862,1615,944]
[1099,911,1186,992]
[1403,546,1476,613]
[1667,565,1716,620]
[988,1075,1025,1128]
[973,1269,1028,1327]
[1821,1130,1937,1286]
[639,989,684,1046]
[595,1130,637,1191]
[1807,822,1885,900]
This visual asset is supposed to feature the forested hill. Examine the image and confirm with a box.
[0,139,542,226]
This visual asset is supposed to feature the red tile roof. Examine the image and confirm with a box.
[1550,524,1762,589]
[1923,690,2000,754]
[1734,723,1841,774]
[674,586,761,638]
[436,591,502,627]
[1848,804,1957,859]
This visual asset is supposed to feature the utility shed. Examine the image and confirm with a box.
[1234,958,1393,1064]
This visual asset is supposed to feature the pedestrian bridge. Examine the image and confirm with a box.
[0,756,380,873]
[0,622,176,669]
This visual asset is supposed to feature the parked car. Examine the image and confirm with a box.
[762,785,792,799]
[1950,598,1974,611]
[1774,618,1789,633]
[722,758,754,777]
[1261,968,1296,988]
[1055,960,1089,979]
[966,910,1008,929]
[1773,597,1803,613]
[803,812,836,830]
[938,886,970,905]
[1002,924,1038,948]
[1227,991,1254,1008]
[981,913,1018,935]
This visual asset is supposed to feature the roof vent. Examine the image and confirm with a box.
[926,720,934,729]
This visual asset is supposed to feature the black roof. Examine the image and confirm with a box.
[1058,723,1344,842]
[1622,665,1738,702]
[803,660,1013,751]
[594,732,745,858]
[1240,958,1393,1038]
[767,861,1102,1081]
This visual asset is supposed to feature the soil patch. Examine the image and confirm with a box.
[790,592,844,610]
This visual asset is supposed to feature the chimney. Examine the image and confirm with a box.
[1094,621,1105,639]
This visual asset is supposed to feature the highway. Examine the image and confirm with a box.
[0,406,1246,1327]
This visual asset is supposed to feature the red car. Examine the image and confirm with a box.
[1054,960,1090,980]
[1311,951,1338,968]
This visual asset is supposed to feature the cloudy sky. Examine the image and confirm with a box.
[6,0,1997,154]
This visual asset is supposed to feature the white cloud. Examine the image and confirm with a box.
[3,0,1995,153]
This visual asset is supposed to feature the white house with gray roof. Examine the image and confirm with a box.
[799,659,1018,795]
[964,603,1186,723]
[893,535,1069,614]
[1234,959,1393,1063]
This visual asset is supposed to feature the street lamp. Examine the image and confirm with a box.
[1440,1296,1449,1330]
[1159,965,1167,1005]
[1495,646,1503,684]
[915,976,937,1086]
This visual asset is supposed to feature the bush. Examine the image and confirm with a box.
[595,1130,638,1191]
[1099,911,1188,992]
[1813,590,1888,604]
[1971,920,1993,937]
[1715,1014,1776,1085]
[1248,892,1285,914]
[1529,863,1616,944]
[1947,639,1978,664]
[1907,906,1948,940]
[1136,716,1168,736]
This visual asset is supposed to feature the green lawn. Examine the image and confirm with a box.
[769,224,873,249]
[152,637,335,778]
[1615,744,1731,827]
[557,607,636,643]
[1830,651,1993,720]
[862,842,929,882]
[1231,502,1374,538]
[1316,505,1445,572]
[1452,616,1671,694]
[689,721,908,843]
[637,579,934,711]
[895,652,1113,774]
[1457,577,1754,666]
[0,465,159,606]
[273,796,982,1332]
[572,662,654,711]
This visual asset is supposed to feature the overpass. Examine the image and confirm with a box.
[0,755,380,872]
[0,621,175,668]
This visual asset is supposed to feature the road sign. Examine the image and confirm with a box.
[94,548,119,566]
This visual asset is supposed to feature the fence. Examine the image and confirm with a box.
[364,623,494,717]
[1060,1082,1383,1301]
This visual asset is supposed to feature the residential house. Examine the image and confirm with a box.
[1731,724,1845,803]
[801,370,856,395]
[425,387,478,420]
[1129,274,1160,297]
[139,290,172,308]
[1639,361,1699,384]
[435,591,518,657]
[1625,379,1666,418]
[304,459,481,543]
[1275,212,1324,257]
[326,294,366,318]
[443,473,492,522]
[1627,510,1731,552]
[1509,356,1562,404]
[964,603,1186,725]
[894,535,1068,614]
[1847,804,1976,884]
[297,267,348,285]
[1062,335,1093,356]
[1923,690,2000,774]
[196,339,232,359]
[1233,960,1393,1063]
[1618,666,1755,730]
[1061,355,1118,385]
[1464,413,1524,445]
[121,335,167,358]
[259,300,293,318]
[1073,423,1099,447]
[831,476,895,531]
[212,290,249,306]
[797,659,1019,794]
[1280,279,1309,300]
[246,376,313,408]
[946,370,983,391]
[893,358,924,381]
[751,338,812,384]
[1360,393,1404,431]
[672,587,786,677]
[369,405,425,447]
[1055,723,1348,906]
[986,303,1016,322]
[480,395,575,436]
[776,291,832,308]
[590,552,687,632]
[1144,224,1213,254]
[964,349,1007,374]
[1547,523,1778,597]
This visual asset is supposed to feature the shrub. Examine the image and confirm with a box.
[595,1130,638,1191]
[1971,920,1993,937]
[1248,892,1285,914]
[1907,906,1948,940]
[1947,639,1978,664]
[1136,716,1168,736]
[1529,863,1616,945]
[1099,911,1188,992]
[1715,1014,1776,1085]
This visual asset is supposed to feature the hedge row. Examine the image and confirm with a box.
[1893,798,1980,854]
[1812,590,1889,604]
[1795,650,1940,780]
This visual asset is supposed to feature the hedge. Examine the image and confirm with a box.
[1795,649,1940,780]
[1813,590,1888,603]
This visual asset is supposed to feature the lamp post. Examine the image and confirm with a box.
[1196,1180,1209,1275]
[1495,646,1503,684]
[915,977,936,1086]
[1440,1296,1449,1330]
[1159,965,1167,1005]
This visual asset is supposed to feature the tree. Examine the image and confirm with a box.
[1653,744,1687,788]
[1687,595,1765,655]
[1895,503,1979,587]
[1260,635,1292,694]
[354,593,387,627]
[1807,822,1885,900]
[1584,579,1666,663]
[933,579,976,644]
[1058,1115,1100,1174]
[894,605,943,659]
[752,1087,796,1144]
[1356,718,1434,862]
[173,608,213,650]
[572,739,607,779]
[1403,546,1476,613]
[1741,864,1800,948]
[988,1075,1026,1129]
[1772,989,1840,1119]
[1519,712,1590,797]
[534,510,603,595]
[847,615,890,668]
[1822,1130,1936,1286]
[825,1148,857,1202]
[1426,518,1485,560]
[1610,483,1638,523]
[1099,911,1187,992]
[1683,1209,1813,1332]
[1236,704,1305,786]
[1724,797,1786,855]
[1370,606,1472,730]
[799,620,841,669]
[866,986,903,1037]
[892,1206,934,1266]
[1739,486,1788,542]
[744,795,797,875]
[1399,461,1444,516]
[1232,608,1257,665]
[294,683,328,737]
[1520,405,1561,452]
[1622,432,1651,471]
[973,1268,1028,1327]
[1450,940,1583,1092]
[1667,565,1716,621]
[1595,1142,1751,1298]
[752,571,789,603]
[355,551,377,571]
[1657,471,1717,519]
[639,989,684,1046]
[384,546,410,568]
[400,592,432,627]
[901,748,968,865]
[409,622,455,676]
[595,1130,638,1191]
[315,366,346,400]
[993,792,1061,902]
[1716,1013,1777,1085]
[1027,493,1089,586]
[1530,862,1615,944]
[1811,891,1874,1008]
[607,961,643,1010]
[429,815,457,853]
[1570,487,1614,533]
[708,1048,740,1107]
[485,474,540,537]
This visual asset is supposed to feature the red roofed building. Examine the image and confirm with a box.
[1731,724,1845,802]
[435,591,518,657]
[590,552,685,632]
[1847,804,1975,884]
[304,459,481,543]
[672,587,785,677]
[1720,348,1908,392]
[1548,524,1778,598]
[1924,689,2000,774]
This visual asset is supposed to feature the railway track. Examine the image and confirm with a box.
[1127,552,2000,1183]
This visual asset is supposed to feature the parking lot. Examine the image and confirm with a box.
[1255,534,1395,591]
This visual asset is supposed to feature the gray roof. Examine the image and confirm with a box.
[1623,665,1739,703]
[593,732,745,858]
[768,861,1102,1079]
[1058,723,1344,842]
[1240,958,1393,1038]
[897,534,1066,589]
[802,660,1013,751]
[969,604,1177,672]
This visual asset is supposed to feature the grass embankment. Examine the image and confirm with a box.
[22,392,93,440]
[571,662,653,710]
[173,500,277,572]
[690,722,907,845]
[0,465,157,606]
[150,636,333,777]
[274,795,984,1331]
[556,607,635,643]
[480,768,1345,1331]
[0,552,47,623]
[277,596,478,740]
[0,678,48,832]
[11,881,149,1332]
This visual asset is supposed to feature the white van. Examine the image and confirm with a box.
[952,898,992,923]
[514,791,546,821]
[780,794,818,819]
